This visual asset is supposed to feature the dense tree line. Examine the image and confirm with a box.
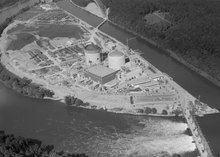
[65,96,89,107]
[0,130,197,157]
[0,3,53,99]
[72,0,220,81]
[0,63,54,98]
[0,5,30,36]
[0,130,88,157]
[0,17,14,37]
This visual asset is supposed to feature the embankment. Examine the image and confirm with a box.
[0,0,55,99]
[192,115,214,157]
[0,0,40,25]
[108,20,220,89]
[71,0,220,89]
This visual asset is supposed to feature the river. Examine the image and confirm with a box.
[47,1,220,155]
[100,11,220,157]
[0,0,220,156]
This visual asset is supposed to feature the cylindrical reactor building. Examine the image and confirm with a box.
[108,50,125,70]
[84,44,101,66]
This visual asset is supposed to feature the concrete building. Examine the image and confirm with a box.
[84,65,117,84]
[108,50,125,70]
[121,67,142,82]
[84,44,101,66]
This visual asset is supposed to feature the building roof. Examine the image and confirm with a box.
[85,44,100,51]
[85,65,116,77]
[131,77,151,85]
[140,80,159,87]
[109,50,124,57]
[151,73,164,79]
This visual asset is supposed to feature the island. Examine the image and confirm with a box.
[0,0,219,157]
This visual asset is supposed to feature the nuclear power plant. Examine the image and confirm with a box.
[83,42,127,85]
[0,1,218,157]
[84,44,101,65]
[108,50,125,70]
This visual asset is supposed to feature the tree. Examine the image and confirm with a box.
[65,96,72,106]
[137,109,144,113]
[152,108,157,114]
[173,109,182,116]
[0,131,89,157]
[75,99,83,106]
[144,107,152,114]
[162,109,168,115]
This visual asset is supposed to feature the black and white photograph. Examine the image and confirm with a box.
[0,0,220,156]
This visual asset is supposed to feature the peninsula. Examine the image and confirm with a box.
[0,1,219,156]
[0,1,218,117]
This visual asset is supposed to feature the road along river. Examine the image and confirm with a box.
[0,1,219,156]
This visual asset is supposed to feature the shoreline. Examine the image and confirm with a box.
[0,1,218,118]
[0,3,215,155]
[67,3,216,156]
[108,20,220,89]
[76,1,220,89]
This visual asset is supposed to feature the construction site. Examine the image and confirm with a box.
[0,1,219,156]
[0,3,217,116]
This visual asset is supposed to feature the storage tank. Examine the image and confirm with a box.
[84,44,101,66]
[108,50,125,70]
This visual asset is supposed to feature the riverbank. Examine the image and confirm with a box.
[0,130,88,157]
[109,22,220,89]
[0,61,54,99]
[1,0,216,118]
[0,4,58,100]
[78,1,220,89]
[67,3,217,156]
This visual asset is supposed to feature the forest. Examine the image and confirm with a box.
[72,0,220,82]
[0,131,88,157]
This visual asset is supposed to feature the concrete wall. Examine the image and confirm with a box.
[84,70,102,83]
[0,0,40,25]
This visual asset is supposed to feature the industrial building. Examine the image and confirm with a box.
[84,65,117,84]
[84,44,101,66]
[108,50,125,70]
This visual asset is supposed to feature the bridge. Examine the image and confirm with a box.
[93,0,109,30]
[86,0,109,48]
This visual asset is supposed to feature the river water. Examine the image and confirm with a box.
[0,0,220,156]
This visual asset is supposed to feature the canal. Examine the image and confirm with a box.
[0,0,219,156]
[58,0,220,155]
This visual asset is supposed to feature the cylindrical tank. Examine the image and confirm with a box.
[108,50,125,70]
[84,44,101,66]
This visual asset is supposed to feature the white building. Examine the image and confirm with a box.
[108,50,125,70]
[84,44,101,66]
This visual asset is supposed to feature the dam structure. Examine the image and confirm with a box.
[0,1,218,157]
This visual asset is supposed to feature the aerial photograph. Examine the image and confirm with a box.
[0,0,219,156]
